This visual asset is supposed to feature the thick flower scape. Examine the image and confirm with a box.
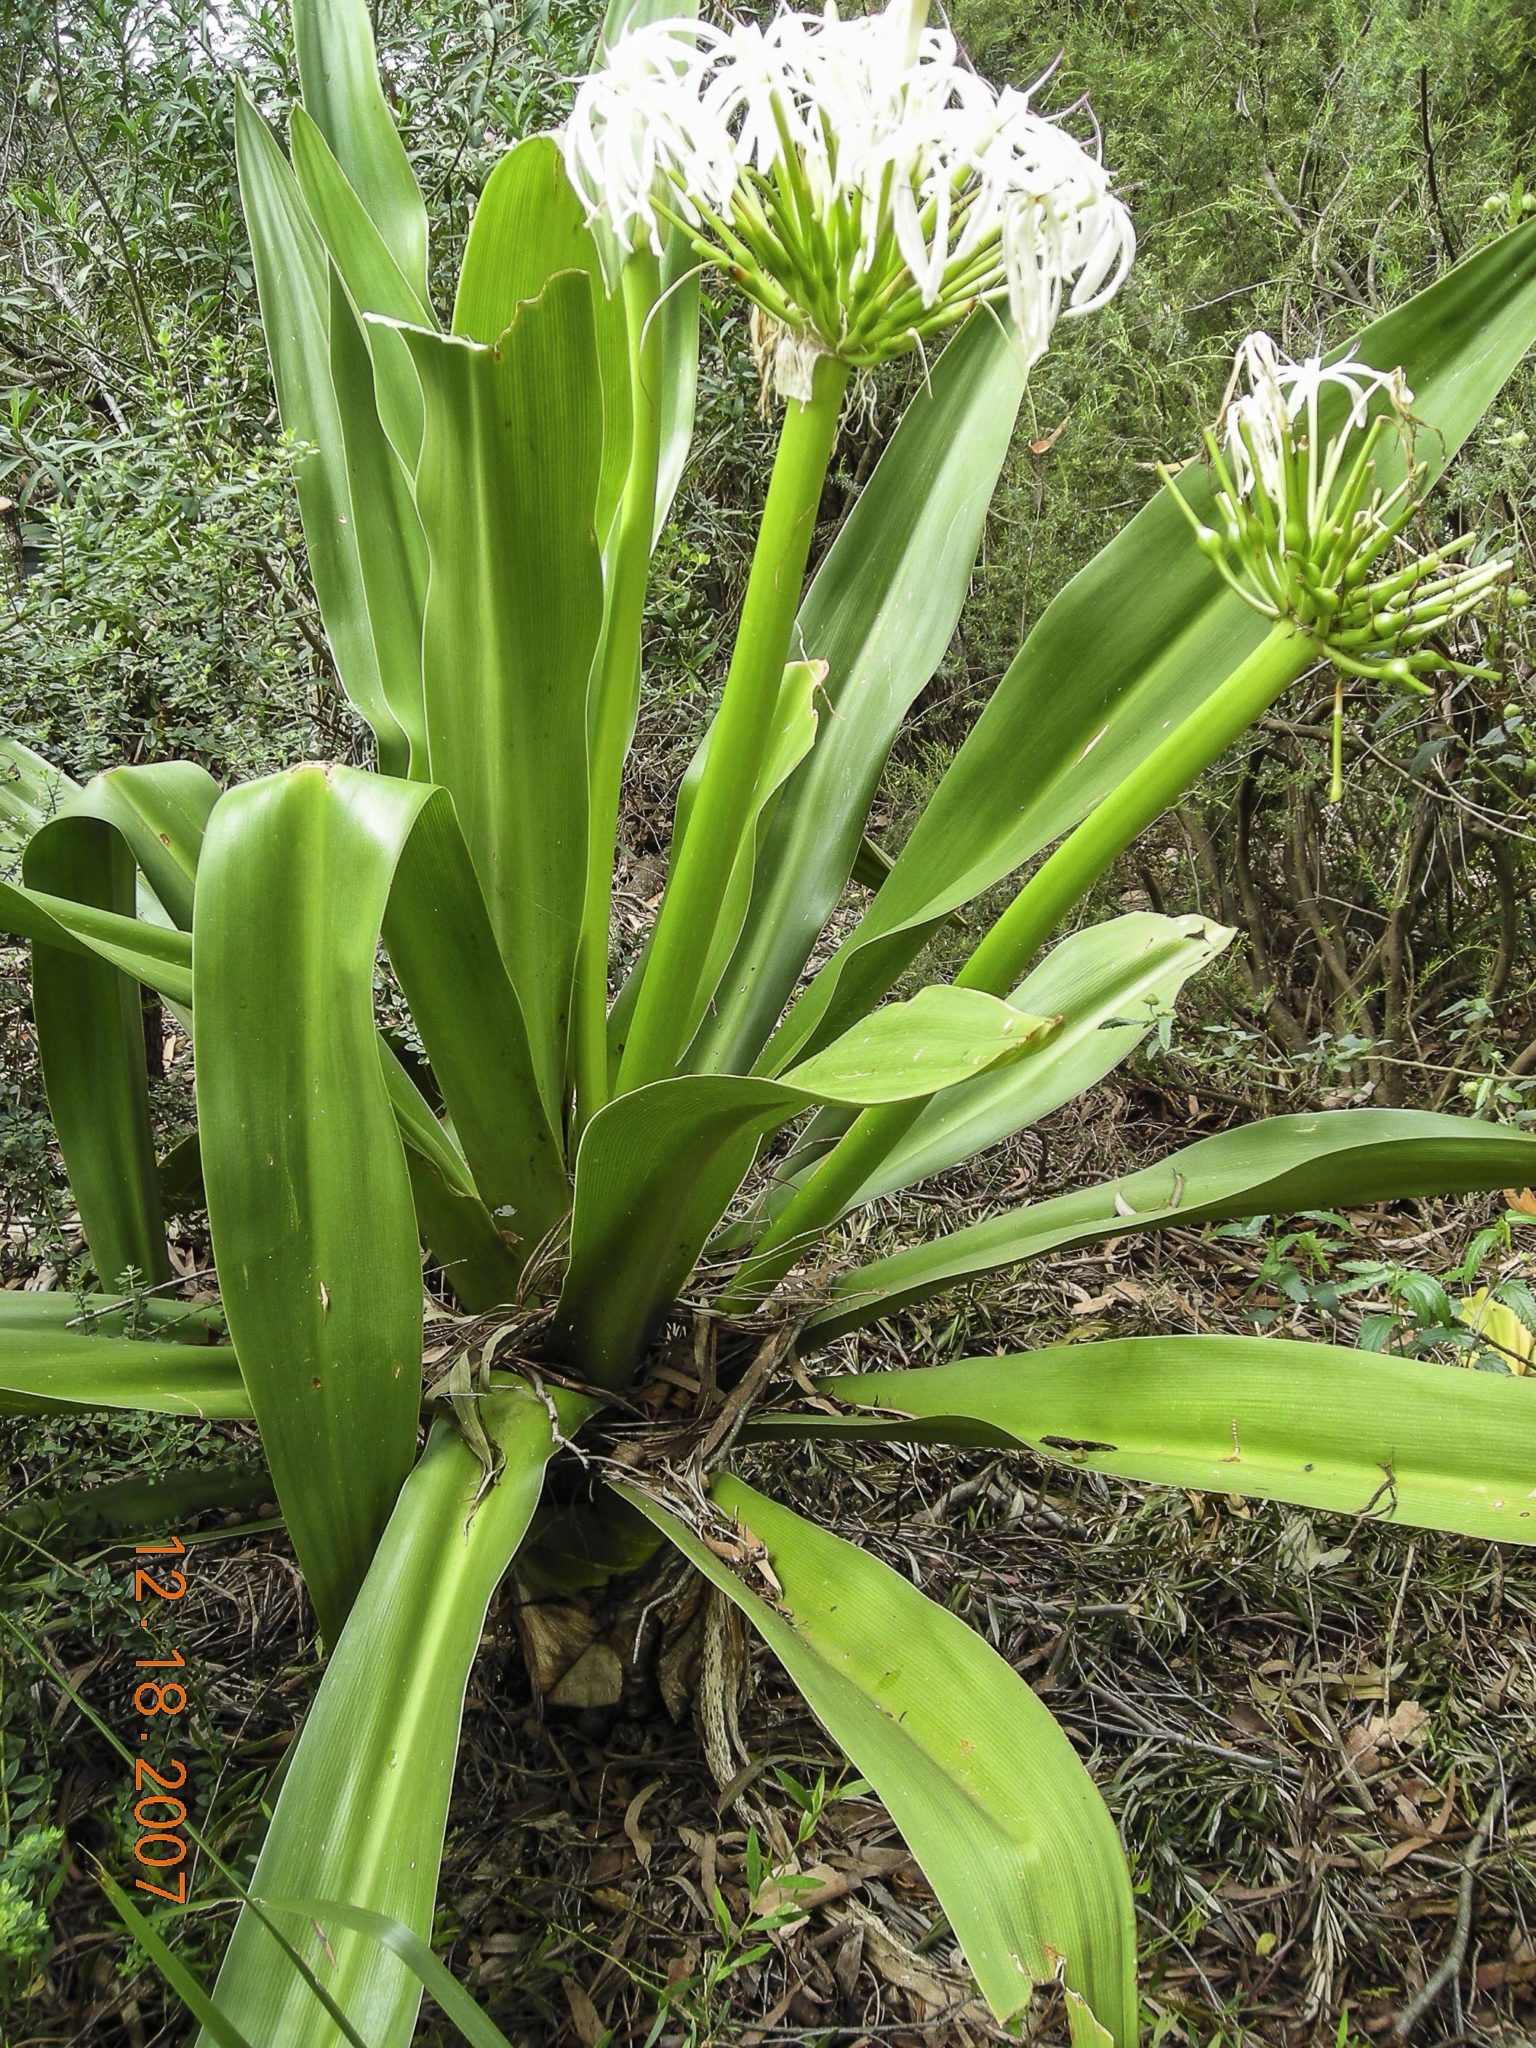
[1168,332,1514,690]
[563,0,1135,392]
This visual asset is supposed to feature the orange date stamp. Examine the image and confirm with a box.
[128,1532,192,1902]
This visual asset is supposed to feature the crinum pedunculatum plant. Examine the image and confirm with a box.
[4,1,1536,2042]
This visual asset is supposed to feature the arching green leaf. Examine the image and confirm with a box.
[291,0,430,306]
[810,1109,1536,1342]
[195,766,564,1634]
[623,1476,1137,2043]
[781,1336,1536,1543]
[200,1388,577,2048]
[388,276,604,1109]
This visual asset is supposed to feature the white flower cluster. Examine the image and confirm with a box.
[562,0,1135,385]
[1219,333,1413,539]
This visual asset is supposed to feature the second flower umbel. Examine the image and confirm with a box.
[1165,332,1515,694]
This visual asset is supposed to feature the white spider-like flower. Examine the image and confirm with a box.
[562,0,1135,393]
[1163,332,1513,692]
[1219,332,1412,539]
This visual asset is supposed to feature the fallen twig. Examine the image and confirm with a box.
[1392,1785,1502,2039]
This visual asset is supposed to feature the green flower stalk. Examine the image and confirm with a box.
[735,333,1522,1301]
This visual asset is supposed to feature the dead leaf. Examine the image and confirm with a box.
[623,1780,661,1873]
[561,1975,605,2047]
[1379,1834,1433,1871]
[548,1641,623,1709]
[833,1923,864,1998]
[1378,1699,1431,1748]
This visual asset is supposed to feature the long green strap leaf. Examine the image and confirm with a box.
[786,1337,1536,1543]
[0,1331,249,1418]
[291,104,432,463]
[452,134,632,550]
[324,259,430,771]
[196,766,563,1634]
[196,767,428,1635]
[252,1900,521,2048]
[24,814,169,1289]
[234,88,416,774]
[4,757,207,1014]
[622,1475,1137,2043]
[382,1041,532,1310]
[402,1150,527,1312]
[1,776,536,1310]
[2,1460,271,1553]
[0,738,75,833]
[771,221,1536,1067]
[0,1291,221,1339]
[591,0,700,541]
[652,219,702,543]
[58,762,218,931]
[291,0,430,306]
[200,1389,573,2048]
[769,911,1231,1220]
[0,876,192,1004]
[390,278,603,1111]
[810,1109,1536,1342]
[559,988,1059,1381]
[376,781,568,1242]
[637,658,824,1053]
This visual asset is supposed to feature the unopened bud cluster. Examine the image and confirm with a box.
[1165,334,1514,691]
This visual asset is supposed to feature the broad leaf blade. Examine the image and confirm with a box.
[0,877,192,1005]
[196,767,424,1634]
[391,278,603,1109]
[811,1109,1536,1341]
[324,262,430,770]
[60,762,219,931]
[251,1900,521,2048]
[24,815,169,1288]
[622,1476,1137,2043]
[0,1291,221,1339]
[800,1337,1536,1543]
[590,0,700,538]
[1,1459,270,1553]
[379,784,568,1244]
[834,912,1230,1207]
[0,1330,249,1418]
[452,134,632,550]
[0,739,75,833]
[627,659,824,1053]
[234,87,414,773]
[290,105,432,463]
[199,1389,573,2048]
[196,765,566,1631]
